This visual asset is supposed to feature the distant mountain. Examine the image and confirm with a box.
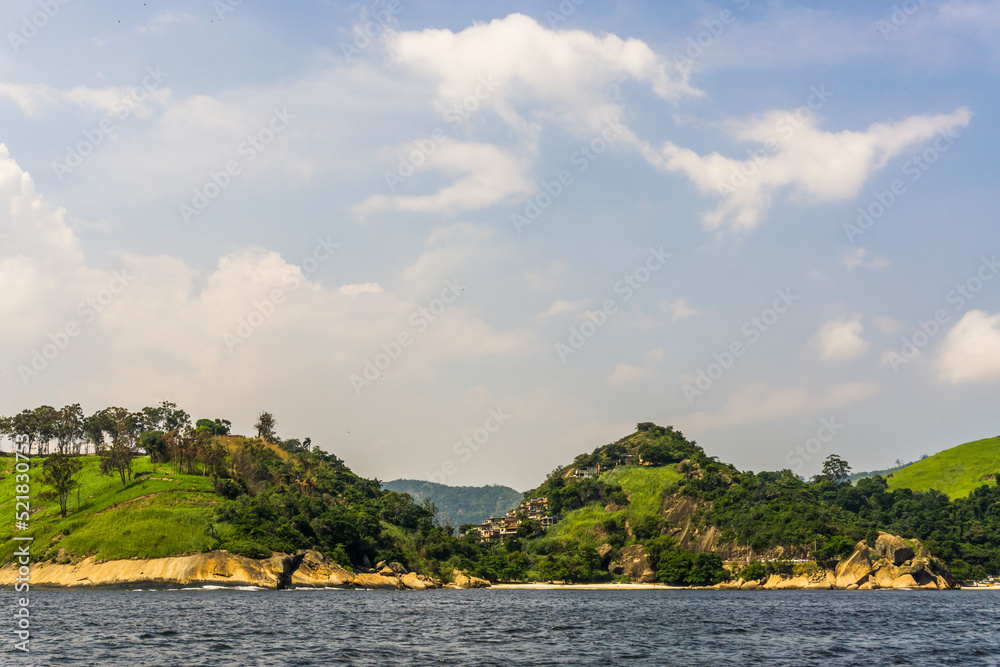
[886,435,1000,499]
[381,479,522,527]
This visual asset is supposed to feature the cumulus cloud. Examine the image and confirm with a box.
[937,310,1000,383]
[0,145,528,409]
[649,107,972,232]
[816,315,869,361]
[356,13,699,216]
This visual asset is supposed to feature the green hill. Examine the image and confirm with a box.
[381,479,522,526]
[886,436,1000,499]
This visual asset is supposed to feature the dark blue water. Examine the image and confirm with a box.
[6,588,1000,666]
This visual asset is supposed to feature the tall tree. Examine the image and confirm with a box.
[254,411,277,443]
[41,453,84,517]
[821,454,852,484]
[55,404,85,454]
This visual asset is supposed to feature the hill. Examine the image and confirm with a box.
[886,435,1000,499]
[516,423,1000,583]
[381,479,521,527]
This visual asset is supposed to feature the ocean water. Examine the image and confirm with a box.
[6,588,1000,666]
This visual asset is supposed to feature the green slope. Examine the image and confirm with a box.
[381,479,522,526]
[0,456,218,564]
[886,436,1000,499]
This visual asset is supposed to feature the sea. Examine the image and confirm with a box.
[6,588,1000,666]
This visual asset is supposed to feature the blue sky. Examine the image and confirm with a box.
[1,0,998,489]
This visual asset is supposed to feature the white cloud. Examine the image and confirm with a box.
[354,140,535,216]
[844,247,889,270]
[661,297,699,321]
[524,262,569,291]
[356,13,700,216]
[937,310,1000,383]
[541,299,589,318]
[0,81,171,117]
[650,107,972,232]
[340,283,384,297]
[816,315,869,361]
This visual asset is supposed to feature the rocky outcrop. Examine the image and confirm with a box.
[608,545,657,583]
[451,569,491,589]
[0,549,443,591]
[875,532,914,565]
[727,535,959,591]
[834,541,872,588]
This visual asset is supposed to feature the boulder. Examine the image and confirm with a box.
[351,572,401,590]
[597,544,615,567]
[608,545,657,584]
[834,542,873,588]
[377,566,396,577]
[875,533,915,566]
[290,549,354,588]
[740,579,760,590]
[400,572,440,590]
[452,570,491,589]
[388,562,408,575]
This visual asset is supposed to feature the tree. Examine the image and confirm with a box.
[40,453,84,518]
[140,430,169,463]
[821,454,852,484]
[255,411,277,443]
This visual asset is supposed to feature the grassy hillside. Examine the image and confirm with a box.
[539,465,683,549]
[0,455,217,564]
[887,436,1000,499]
[381,479,522,526]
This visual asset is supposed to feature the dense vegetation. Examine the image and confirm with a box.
[381,479,522,527]
[3,406,998,584]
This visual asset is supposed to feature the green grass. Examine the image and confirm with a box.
[540,465,684,549]
[0,454,219,563]
[604,465,682,526]
[886,436,1000,499]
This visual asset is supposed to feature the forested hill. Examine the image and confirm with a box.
[382,479,522,527]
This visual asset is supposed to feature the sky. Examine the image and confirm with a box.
[1,0,998,490]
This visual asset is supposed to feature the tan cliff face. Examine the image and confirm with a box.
[0,550,444,591]
[606,530,958,590]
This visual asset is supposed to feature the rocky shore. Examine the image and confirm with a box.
[609,532,959,590]
[0,549,490,591]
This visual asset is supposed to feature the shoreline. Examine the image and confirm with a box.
[492,582,687,590]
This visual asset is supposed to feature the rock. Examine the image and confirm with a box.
[375,560,387,570]
[834,542,873,588]
[875,533,915,566]
[608,545,657,584]
[873,563,899,588]
[740,580,760,590]
[858,580,879,591]
[387,562,408,575]
[597,544,615,567]
[351,572,401,590]
[452,569,491,589]
[0,550,292,590]
[377,566,396,577]
[400,572,439,590]
[290,549,354,588]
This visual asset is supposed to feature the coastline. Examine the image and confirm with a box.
[492,582,686,590]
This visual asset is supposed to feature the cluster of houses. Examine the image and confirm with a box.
[470,497,559,542]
